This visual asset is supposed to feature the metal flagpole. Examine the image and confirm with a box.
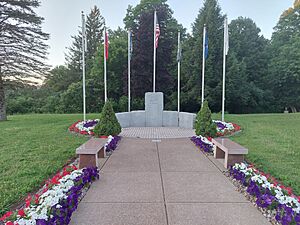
[153,11,157,93]
[104,28,107,102]
[128,30,131,112]
[81,11,86,121]
[201,25,206,106]
[177,31,181,124]
[222,17,229,121]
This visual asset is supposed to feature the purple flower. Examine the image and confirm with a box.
[216,122,226,130]
[191,136,213,153]
[256,193,276,208]
[83,120,98,128]
[106,136,121,152]
[295,213,300,223]
[246,180,261,197]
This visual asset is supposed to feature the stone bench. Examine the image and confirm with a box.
[76,138,107,169]
[212,137,248,169]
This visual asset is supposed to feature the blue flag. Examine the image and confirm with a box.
[204,29,208,59]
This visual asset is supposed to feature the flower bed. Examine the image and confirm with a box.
[0,166,99,225]
[230,163,300,225]
[190,136,213,153]
[213,120,241,136]
[68,119,99,136]
[105,135,121,154]
[191,120,241,153]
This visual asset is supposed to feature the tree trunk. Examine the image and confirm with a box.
[0,72,7,121]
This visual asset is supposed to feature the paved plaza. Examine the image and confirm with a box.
[70,137,270,225]
[120,127,196,139]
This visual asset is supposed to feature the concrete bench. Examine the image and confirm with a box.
[212,137,248,169]
[76,138,107,169]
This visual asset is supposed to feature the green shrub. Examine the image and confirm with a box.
[195,100,217,137]
[93,100,121,136]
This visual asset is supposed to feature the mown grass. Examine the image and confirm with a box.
[220,113,300,195]
[0,114,99,215]
[0,113,299,215]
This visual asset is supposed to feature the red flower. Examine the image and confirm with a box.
[34,194,40,204]
[18,209,25,217]
[25,195,32,208]
[0,211,13,221]
[297,196,300,203]
[5,221,14,225]
[42,187,48,193]
[72,165,78,170]
[207,137,212,142]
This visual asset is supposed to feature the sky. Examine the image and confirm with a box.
[37,0,294,68]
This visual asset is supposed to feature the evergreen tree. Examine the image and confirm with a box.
[93,101,121,136]
[65,6,105,81]
[195,101,216,137]
[226,54,253,113]
[0,0,49,120]
[181,0,225,112]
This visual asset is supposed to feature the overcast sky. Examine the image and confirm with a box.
[37,0,294,68]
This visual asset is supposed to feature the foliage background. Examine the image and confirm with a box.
[4,0,300,114]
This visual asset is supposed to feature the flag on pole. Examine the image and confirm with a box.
[129,30,133,60]
[204,28,208,59]
[155,11,160,48]
[177,33,182,62]
[104,29,109,60]
[224,18,229,55]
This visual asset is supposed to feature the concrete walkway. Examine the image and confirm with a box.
[70,138,270,225]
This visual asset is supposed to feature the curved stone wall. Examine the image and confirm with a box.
[116,111,196,129]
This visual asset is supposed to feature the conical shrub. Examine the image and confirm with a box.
[93,100,121,136]
[195,100,217,137]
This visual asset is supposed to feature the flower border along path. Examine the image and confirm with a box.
[0,125,122,225]
[0,166,99,225]
[191,120,300,225]
[231,163,300,225]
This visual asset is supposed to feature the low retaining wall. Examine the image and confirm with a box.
[116,111,196,129]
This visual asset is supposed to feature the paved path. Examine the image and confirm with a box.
[120,127,195,139]
[71,138,270,225]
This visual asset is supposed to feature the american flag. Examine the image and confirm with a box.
[155,12,160,48]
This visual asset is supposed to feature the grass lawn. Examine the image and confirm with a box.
[0,113,299,216]
[222,113,300,195]
[0,114,99,215]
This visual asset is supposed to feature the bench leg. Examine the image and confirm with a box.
[224,154,244,169]
[214,146,225,159]
[98,147,106,158]
[79,154,98,169]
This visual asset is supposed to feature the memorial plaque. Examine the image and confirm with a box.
[145,92,163,127]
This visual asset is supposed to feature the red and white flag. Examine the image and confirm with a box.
[155,11,160,48]
[104,29,109,60]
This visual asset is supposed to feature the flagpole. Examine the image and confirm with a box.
[128,30,131,112]
[177,31,181,124]
[222,18,228,121]
[104,28,107,102]
[201,25,206,106]
[153,10,157,93]
[81,11,86,121]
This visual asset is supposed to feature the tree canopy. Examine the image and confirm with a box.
[3,0,300,116]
